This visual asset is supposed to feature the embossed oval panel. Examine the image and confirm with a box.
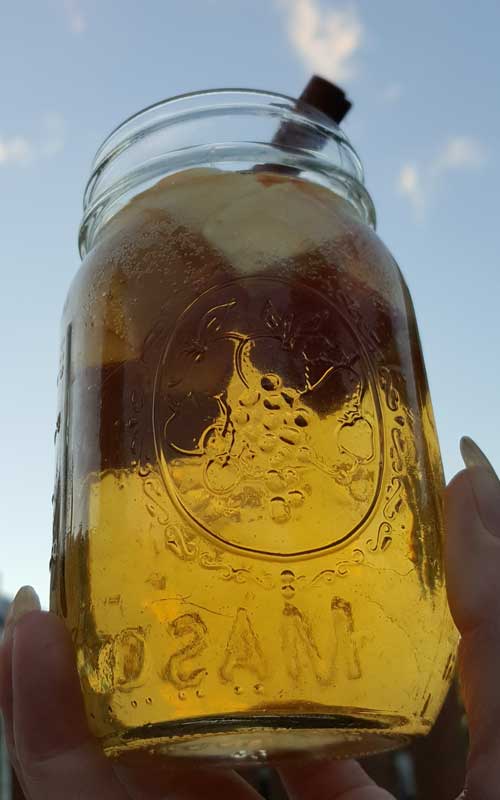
[153,277,383,556]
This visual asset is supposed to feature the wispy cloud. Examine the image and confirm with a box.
[397,163,424,218]
[397,136,487,219]
[432,136,486,175]
[63,0,86,34]
[278,0,363,82]
[0,137,34,167]
[0,114,68,168]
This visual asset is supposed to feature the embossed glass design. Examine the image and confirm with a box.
[51,89,458,764]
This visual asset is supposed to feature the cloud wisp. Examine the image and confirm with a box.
[397,163,425,218]
[431,136,486,175]
[0,137,34,167]
[63,0,86,34]
[0,114,68,168]
[278,0,363,82]
[397,136,486,219]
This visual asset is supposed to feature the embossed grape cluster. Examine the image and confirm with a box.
[228,372,311,523]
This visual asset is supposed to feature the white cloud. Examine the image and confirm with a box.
[397,163,424,218]
[432,136,486,175]
[0,114,68,168]
[0,137,34,167]
[398,136,486,219]
[63,0,86,34]
[279,0,363,82]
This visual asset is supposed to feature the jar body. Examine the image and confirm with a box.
[52,162,457,763]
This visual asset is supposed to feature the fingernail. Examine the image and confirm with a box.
[461,436,499,479]
[461,436,500,536]
[3,586,41,641]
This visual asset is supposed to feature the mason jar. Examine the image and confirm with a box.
[51,88,457,764]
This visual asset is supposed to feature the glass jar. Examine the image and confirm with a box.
[51,89,458,764]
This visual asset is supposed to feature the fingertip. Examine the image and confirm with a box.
[13,608,68,645]
[444,468,486,551]
[460,436,498,478]
[444,469,481,572]
[445,468,500,634]
[445,468,475,514]
[452,439,500,538]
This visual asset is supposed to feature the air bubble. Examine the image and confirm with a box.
[178,691,187,701]
[146,697,152,705]
[131,700,138,709]
[254,683,264,694]
[234,685,242,695]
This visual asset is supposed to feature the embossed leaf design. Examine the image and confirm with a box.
[194,300,237,347]
[263,299,330,351]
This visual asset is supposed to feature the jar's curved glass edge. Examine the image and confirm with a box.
[84,103,364,216]
[91,87,357,173]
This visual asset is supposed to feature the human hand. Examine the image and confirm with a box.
[1,436,499,799]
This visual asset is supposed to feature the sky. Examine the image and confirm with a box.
[1,0,499,606]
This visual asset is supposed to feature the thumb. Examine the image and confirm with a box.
[444,437,500,632]
[445,437,500,798]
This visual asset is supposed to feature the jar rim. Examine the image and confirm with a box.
[81,88,375,256]
[90,87,362,179]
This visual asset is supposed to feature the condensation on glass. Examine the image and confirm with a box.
[51,90,458,764]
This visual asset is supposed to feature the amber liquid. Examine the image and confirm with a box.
[51,170,457,763]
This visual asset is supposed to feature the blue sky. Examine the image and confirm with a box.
[1,0,499,605]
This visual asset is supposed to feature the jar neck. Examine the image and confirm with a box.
[79,89,376,257]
